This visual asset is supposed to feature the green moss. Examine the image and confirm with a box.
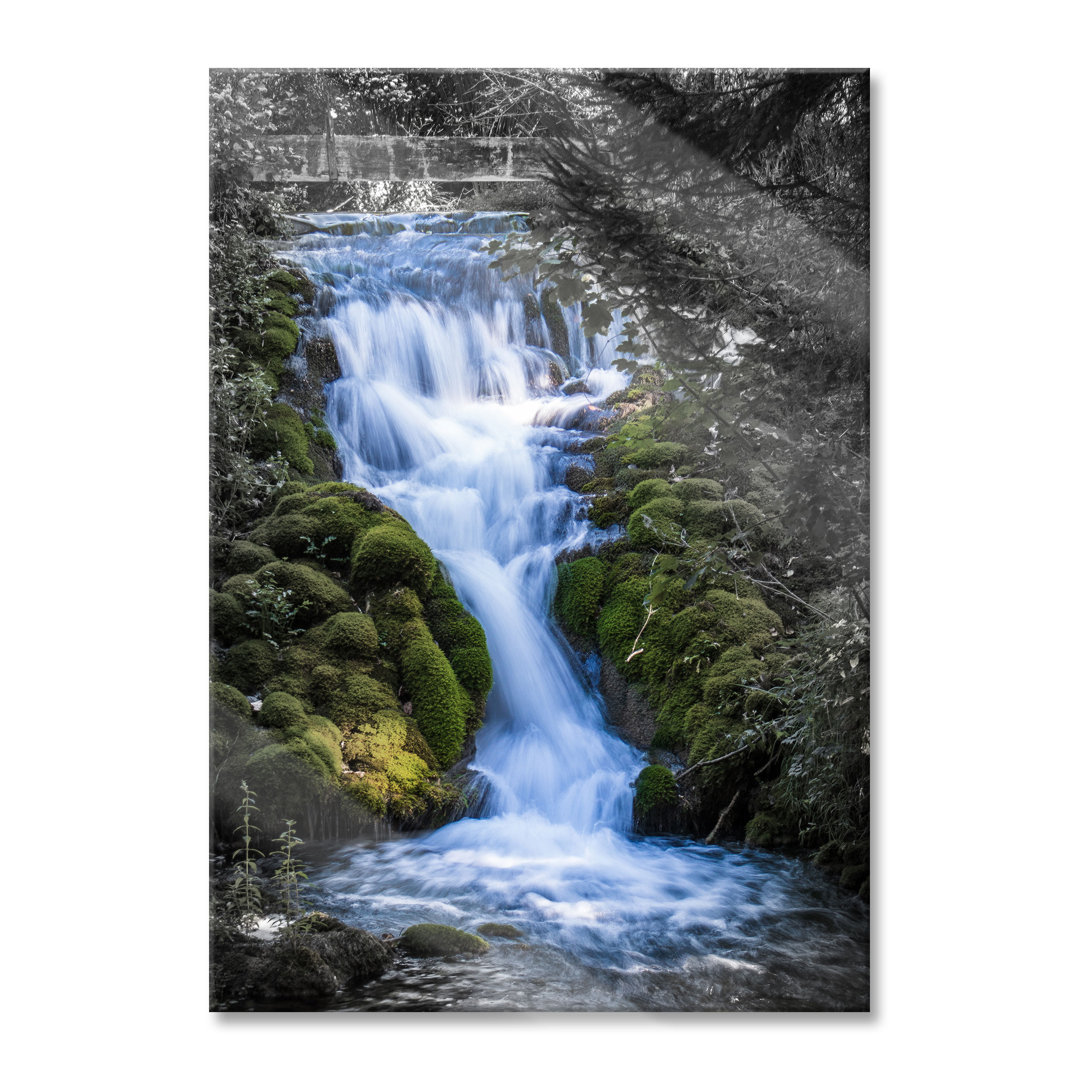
[245,514,313,560]
[236,311,300,375]
[220,639,275,694]
[633,764,678,817]
[702,590,784,652]
[291,727,343,777]
[210,681,251,720]
[587,492,629,529]
[330,673,401,728]
[309,663,344,707]
[267,266,315,305]
[620,441,689,470]
[267,291,299,317]
[399,923,490,958]
[448,647,493,695]
[400,629,469,769]
[670,478,725,502]
[743,812,794,846]
[253,561,352,627]
[476,923,524,940]
[627,496,685,546]
[260,691,308,731]
[320,612,379,660]
[274,487,384,560]
[627,478,672,511]
[597,577,650,676]
[683,499,730,538]
[539,288,569,358]
[553,556,606,637]
[210,590,246,645]
[423,576,492,693]
[350,523,437,599]
[224,540,278,577]
[251,403,314,475]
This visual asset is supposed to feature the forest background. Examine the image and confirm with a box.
[3,4,1075,1078]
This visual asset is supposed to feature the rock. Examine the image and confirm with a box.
[249,924,393,1001]
[599,655,656,749]
[399,923,490,957]
[476,922,524,940]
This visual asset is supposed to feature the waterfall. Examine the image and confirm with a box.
[281,212,869,1011]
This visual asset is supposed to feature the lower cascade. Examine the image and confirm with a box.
[283,212,868,1011]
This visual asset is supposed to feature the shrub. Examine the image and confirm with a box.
[553,556,606,637]
[350,524,437,599]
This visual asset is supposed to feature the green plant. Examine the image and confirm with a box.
[227,781,263,931]
[241,570,311,648]
[273,819,308,925]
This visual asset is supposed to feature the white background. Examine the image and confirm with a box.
[3,3,1075,1076]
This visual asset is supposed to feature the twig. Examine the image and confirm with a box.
[704,790,740,845]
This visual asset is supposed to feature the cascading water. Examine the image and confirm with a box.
[280,211,869,1011]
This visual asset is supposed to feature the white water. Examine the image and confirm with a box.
[281,212,868,1011]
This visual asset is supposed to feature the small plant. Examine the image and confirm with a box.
[226,780,263,931]
[273,819,308,926]
[300,534,337,565]
[243,570,310,647]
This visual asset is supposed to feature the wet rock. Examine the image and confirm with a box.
[564,463,592,493]
[476,922,524,940]
[399,923,490,957]
[599,655,656,749]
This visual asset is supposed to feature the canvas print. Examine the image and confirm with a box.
[209,68,870,1012]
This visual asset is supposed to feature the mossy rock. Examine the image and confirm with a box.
[247,512,322,560]
[210,681,252,720]
[683,499,730,538]
[476,923,524,940]
[260,691,308,731]
[745,812,797,848]
[564,463,592,492]
[627,478,673,511]
[619,440,689,470]
[670,478,725,503]
[267,266,316,306]
[350,523,437,599]
[253,561,353,627]
[236,311,300,372]
[290,726,343,777]
[329,673,400,728]
[250,403,314,475]
[224,540,278,577]
[627,496,685,546]
[587,492,629,530]
[210,590,246,646]
[274,485,385,559]
[448,647,493,695]
[539,288,569,358]
[597,577,650,675]
[220,639,275,694]
[553,556,606,638]
[320,611,379,660]
[633,764,678,817]
[400,629,469,769]
[840,863,870,892]
[267,291,299,317]
[399,923,490,958]
[424,577,492,693]
[702,590,784,652]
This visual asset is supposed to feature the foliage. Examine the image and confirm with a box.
[272,819,308,926]
[226,781,263,931]
[239,570,311,648]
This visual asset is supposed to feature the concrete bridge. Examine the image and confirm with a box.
[252,135,547,183]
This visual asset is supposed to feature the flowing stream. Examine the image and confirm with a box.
[280,211,869,1011]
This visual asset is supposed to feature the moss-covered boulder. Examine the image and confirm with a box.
[670,478,725,503]
[399,923,490,958]
[247,513,321,560]
[210,590,246,645]
[620,441,689,470]
[252,561,353,627]
[220,639,275,693]
[554,556,606,637]
[210,681,252,720]
[627,478,673,510]
[319,611,379,660]
[400,629,469,769]
[260,691,308,731]
[250,403,313,475]
[633,764,679,832]
[627,496,685,546]
[587,492,629,530]
[476,922,524,940]
[350,523,437,599]
[224,540,278,577]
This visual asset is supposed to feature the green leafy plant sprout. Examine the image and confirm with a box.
[228,780,263,932]
[273,819,308,926]
[242,570,310,647]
